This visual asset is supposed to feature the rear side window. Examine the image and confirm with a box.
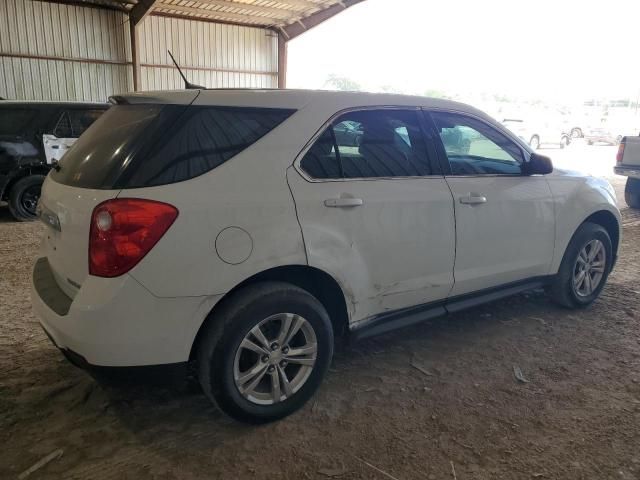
[53,112,72,138]
[70,109,104,137]
[300,109,435,179]
[54,110,105,138]
[125,106,294,187]
[0,108,36,136]
[51,105,294,189]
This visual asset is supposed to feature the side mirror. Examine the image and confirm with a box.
[524,152,553,175]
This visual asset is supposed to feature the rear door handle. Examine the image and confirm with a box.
[324,197,364,208]
[459,194,487,205]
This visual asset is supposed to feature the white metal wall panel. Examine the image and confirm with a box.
[0,0,133,101]
[138,16,278,90]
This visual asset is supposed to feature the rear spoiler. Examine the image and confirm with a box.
[108,90,200,106]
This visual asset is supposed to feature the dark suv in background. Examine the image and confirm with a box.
[0,101,108,220]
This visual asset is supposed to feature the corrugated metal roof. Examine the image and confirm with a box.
[41,0,352,28]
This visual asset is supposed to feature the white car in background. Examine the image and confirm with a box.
[502,117,571,150]
[32,90,620,423]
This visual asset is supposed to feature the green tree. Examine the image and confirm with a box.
[324,74,362,91]
[423,88,450,99]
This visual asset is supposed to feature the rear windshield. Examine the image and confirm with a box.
[51,104,295,189]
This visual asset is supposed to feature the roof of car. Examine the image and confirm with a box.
[0,100,108,108]
[111,89,490,120]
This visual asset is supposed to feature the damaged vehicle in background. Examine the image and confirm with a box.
[31,90,620,423]
[502,117,571,150]
[0,101,107,220]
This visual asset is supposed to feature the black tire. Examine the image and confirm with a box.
[548,222,612,309]
[529,135,540,150]
[560,135,570,149]
[197,282,334,423]
[8,174,45,221]
[625,177,640,209]
[570,128,583,139]
[615,135,623,146]
[587,139,594,145]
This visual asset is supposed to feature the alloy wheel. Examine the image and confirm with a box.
[20,185,41,216]
[573,239,606,297]
[233,313,318,405]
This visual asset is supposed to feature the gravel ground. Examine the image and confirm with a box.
[1,166,639,479]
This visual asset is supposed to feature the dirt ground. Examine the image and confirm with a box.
[1,166,639,479]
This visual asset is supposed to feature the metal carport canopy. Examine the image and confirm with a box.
[40,0,365,88]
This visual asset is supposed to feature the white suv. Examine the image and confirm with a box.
[31,90,620,422]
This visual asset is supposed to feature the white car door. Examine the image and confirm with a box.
[288,108,456,326]
[428,110,555,297]
[43,109,103,164]
[42,133,76,164]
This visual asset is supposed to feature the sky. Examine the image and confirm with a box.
[288,0,640,105]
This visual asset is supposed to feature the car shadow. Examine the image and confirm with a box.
[0,204,16,223]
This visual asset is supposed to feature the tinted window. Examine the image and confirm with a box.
[51,105,164,188]
[53,112,72,138]
[69,109,104,137]
[125,106,294,188]
[51,105,294,189]
[299,128,342,179]
[0,108,37,135]
[300,109,433,179]
[431,111,524,175]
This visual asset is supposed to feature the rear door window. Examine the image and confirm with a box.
[300,109,436,179]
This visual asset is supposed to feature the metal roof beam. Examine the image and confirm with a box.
[282,0,364,40]
[31,0,130,12]
[130,0,157,25]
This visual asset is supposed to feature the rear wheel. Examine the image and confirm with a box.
[197,282,334,423]
[8,175,45,221]
[570,128,583,139]
[625,177,640,209]
[560,135,570,148]
[548,222,612,308]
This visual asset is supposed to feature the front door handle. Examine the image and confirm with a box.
[459,193,487,205]
[324,197,364,208]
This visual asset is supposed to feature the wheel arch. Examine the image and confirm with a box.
[583,209,620,261]
[189,265,350,361]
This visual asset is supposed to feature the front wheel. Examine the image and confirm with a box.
[560,135,570,148]
[197,282,334,423]
[548,222,612,308]
[529,135,540,150]
[625,177,640,209]
[8,174,45,221]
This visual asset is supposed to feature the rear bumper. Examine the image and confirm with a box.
[31,257,222,367]
[585,135,616,144]
[614,165,640,179]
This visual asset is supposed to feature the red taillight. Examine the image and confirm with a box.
[89,198,178,278]
[616,140,625,165]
